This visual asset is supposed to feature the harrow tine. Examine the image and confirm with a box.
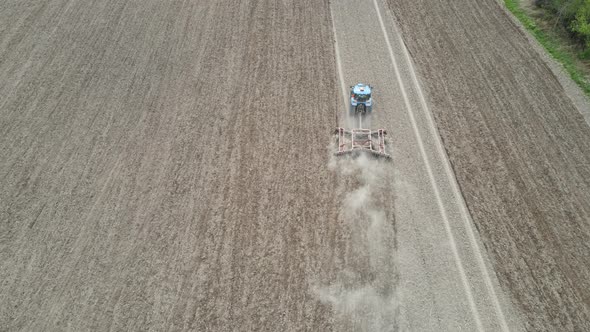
[333,127,391,159]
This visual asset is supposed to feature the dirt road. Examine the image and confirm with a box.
[329,0,521,330]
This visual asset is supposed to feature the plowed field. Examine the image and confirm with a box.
[0,1,341,330]
[1,0,589,331]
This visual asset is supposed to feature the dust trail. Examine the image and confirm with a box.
[316,152,398,331]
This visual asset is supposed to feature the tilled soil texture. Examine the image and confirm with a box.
[386,0,590,330]
[0,1,347,330]
[330,1,521,329]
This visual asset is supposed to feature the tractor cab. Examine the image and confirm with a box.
[350,83,373,115]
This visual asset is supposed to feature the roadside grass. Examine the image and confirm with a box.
[504,0,590,96]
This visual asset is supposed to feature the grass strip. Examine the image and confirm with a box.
[504,0,590,96]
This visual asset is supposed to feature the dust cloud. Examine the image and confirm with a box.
[315,152,398,331]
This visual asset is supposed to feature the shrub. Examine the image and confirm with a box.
[571,1,590,56]
[536,0,590,54]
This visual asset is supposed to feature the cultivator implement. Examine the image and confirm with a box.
[335,127,390,159]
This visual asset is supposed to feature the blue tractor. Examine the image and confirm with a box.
[349,83,373,116]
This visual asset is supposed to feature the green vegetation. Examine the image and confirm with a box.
[571,2,590,56]
[504,0,590,96]
[536,0,590,56]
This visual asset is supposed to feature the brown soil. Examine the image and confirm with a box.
[2,0,590,330]
[0,0,344,330]
[385,0,590,330]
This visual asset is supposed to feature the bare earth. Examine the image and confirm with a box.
[0,0,589,331]
[386,0,590,330]
[0,0,342,330]
[330,0,520,330]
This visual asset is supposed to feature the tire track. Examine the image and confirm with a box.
[386,0,590,330]
[370,1,485,330]
[371,1,511,330]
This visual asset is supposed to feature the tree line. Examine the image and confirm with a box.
[536,0,590,56]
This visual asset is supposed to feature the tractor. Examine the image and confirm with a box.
[334,83,390,159]
[349,83,373,116]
